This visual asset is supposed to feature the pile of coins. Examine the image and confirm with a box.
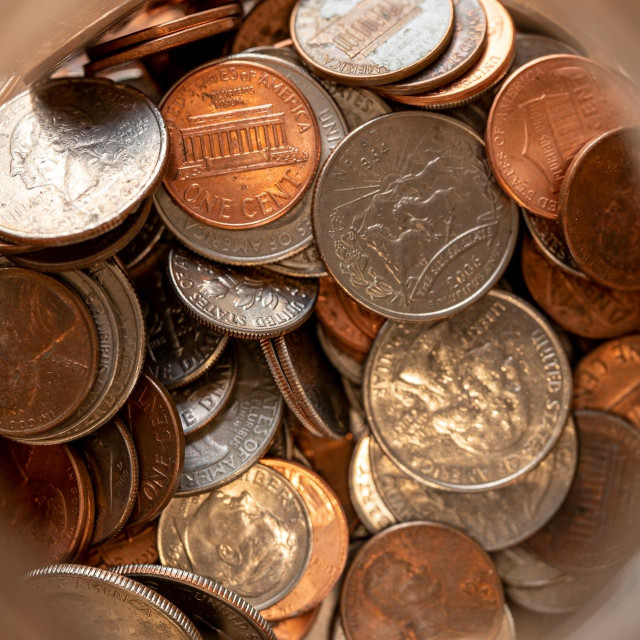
[1,0,639,638]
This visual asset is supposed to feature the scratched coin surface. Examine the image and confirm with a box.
[341,522,504,640]
[370,417,577,551]
[559,126,640,290]
[25,565,202,640]
[179,340,283,494]
[0,78,168,245]
[313,112,518,321]
[291,0,455,86]
[158,463,313,609]
[168,246,318,339]
[114,565,276,640]
[0,267,99,437]
[365,289,572,491]
[511,33,580,72]
[487,55,640,219]
[161,60,320,230]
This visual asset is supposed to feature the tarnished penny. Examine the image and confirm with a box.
[291,0,455,87]
[25,565,202,640]
[378,0,488,95]
[0,268,99,437]
[158,462,313,609]
[232,0,298,53]
[179,340,283,494]
[573,335,640,430]
[511,33,580,72]
[526,410,640,572]
[161,60,320,230]
[122,372,185,529]
[0,440,94,565]
[82,523,159,569]
[168,246,318,339]
[113,565,276,640]
[80,416,139,545]
[521,233,640,339]
[341,522,504,640]
[365,290,572,491]
[0,78,168,246]
[172,346,237,436]
[261,460,349,620]
[487,55,640,219]
[313,111,518,321]
[559,126,640,290]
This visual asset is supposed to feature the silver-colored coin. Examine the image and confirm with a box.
[494,545,566,588]
[168,246,318,340]
[332,616,347,640]
[143,269,229,389]
[369,416,578,551]
[159,463,313,610]
[316,323,364,385]
[266,242,328,279]
[313,112,519,321]
[364,290,572,492]
[265,419,293,461]
[445,102,488,136]
[511,33,581,73]
[496,606,516,640]
[349,435,397,534]
[172,347,237,437]
[178,340,283,494]
[0,78,168,246]
[24,564,201,640]
[118,203,166,273]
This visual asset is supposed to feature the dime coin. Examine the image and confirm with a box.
[261,460,349,620]
[172,346,237,436]
[493,545,565,588]
[158,462,313,609]
[369,416,577,551]
[486,55,640,219]
[80,416,139,545]
[113,564,276,640]
[573,335,640,430]
[179,340,283,494]
[559,126,640,290]
[313,112,518,321]
[341,522,504,640]
[122,372,185,529]
[318,81,391,131]
[168,246,318,339]
[365,289,572,491]
[521,234,640,339]
[232,0,298,53]
[389,0,515,109]
[161,60,320,230]
[0,78,168,245]
[266,243,328,279]
[511,33,581,72]
[25,565,202,640]
[378,0,488,95]
[82,523,159,569]
[272,608,318,640]
[0,268,99,437]
[291,0,455,87]
[143,269,229,389]
[316,323,364,385]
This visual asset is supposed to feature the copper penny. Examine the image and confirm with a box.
[231,0,298,53]
[336,287,384,342]
[0,267,99,438]
[272,607,319,640]
[80,416,139,546]
[161,60,321,230]
[521,233,640,338]
[559,126,640,290]
[525,410,640,573]
[0,439,94,565]
[487,55,640,219]
[82,522,159,569]
[0,239,40,255]
[341,522,504,640]
[261,460,349,621]
[122,372,185,529]
[389,0,515,109]
[573,335,640,430]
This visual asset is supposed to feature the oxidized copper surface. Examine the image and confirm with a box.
[232,0,298,53]
[82,522,159,569]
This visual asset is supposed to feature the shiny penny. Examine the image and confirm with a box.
[232,0,298,53]
[487,54,640,219]
[341,522,504,640]
[526,409,640,572]
[82,522,159,569]
[159,462,313,609]
[0,267,99,437]
[291,0,455,87]
[261,460,349,621]
[364,290,572,492]
[313,111,518,321]
[521,234,640,339]
[511,33,580,72]
[560,126,640,290]
[122,372,185,529]
[161,60,320,230]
